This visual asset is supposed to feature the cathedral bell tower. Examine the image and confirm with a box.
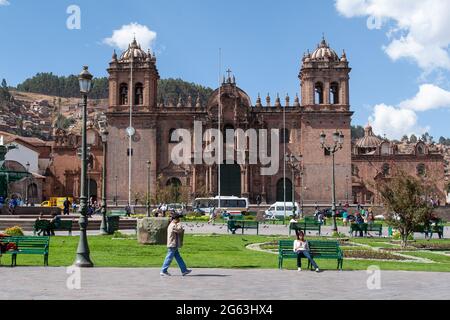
[300,37,350,109]
[107,38,160,112]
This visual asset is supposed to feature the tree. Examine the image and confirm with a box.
[351,125,365,140]
[421,132,433,143]
[410,134,418,143]
[378,171,433,248]
[401,135,409,143]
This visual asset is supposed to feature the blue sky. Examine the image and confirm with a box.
[1,0,450,139]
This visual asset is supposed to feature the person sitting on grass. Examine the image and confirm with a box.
[294,230,320,272]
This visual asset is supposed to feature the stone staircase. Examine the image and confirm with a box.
[0,216,137,232]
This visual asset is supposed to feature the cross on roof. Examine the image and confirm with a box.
[226,68,232,78]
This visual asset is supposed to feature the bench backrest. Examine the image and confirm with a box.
[34,220,50,228]
[59,220,73,228]
[308,241,341,255]
[278,240,294,252]
[108,210,127,217]
[7,236,50,252]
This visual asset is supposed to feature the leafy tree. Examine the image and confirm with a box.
[378,171,434,248]
[410,134,418,143]
[351,125,365,140]
[401,135,409,143]
[0,78,11,103]
[421,132,433,143]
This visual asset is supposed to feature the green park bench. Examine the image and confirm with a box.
[289,219,322,236]
[33,219,73,236]
[0,236,50,267]
[278,240,344,270]
[350,223,382,237]
[413,224,444,239]
[227,220,259,235]
[108,210,128,217]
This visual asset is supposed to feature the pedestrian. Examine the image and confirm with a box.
[125,203,132,217]
[294,230,320,272]
[160,213,192,277]
[72,201,77,213]
[48,213,61,236]
[208,206,217,224]
[342,209,349,227]
[63,197,71,216]
[256,194,261,206]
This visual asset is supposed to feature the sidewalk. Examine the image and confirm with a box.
[0,267,449,300]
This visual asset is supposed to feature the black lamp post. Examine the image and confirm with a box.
[74,66,94,268]
[285,154,302,217]
[320,130,344,233]
[25,161,30,206]
[98,115,109,234]
[114,175,118,207]
[146,160,151,217]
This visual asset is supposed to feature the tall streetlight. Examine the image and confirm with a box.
[25,161,30,206]
[146,160,151,217]
[114,175,118,206]
[285,154,302,217]
[98,115,109,235]
[74,66,94,268]
[320,130,344,233]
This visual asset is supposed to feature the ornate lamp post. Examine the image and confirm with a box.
[98,115,109,235]
[114,175,118,206]
[25,161,30,206]
[320,130,344,233]
[146,160,151,217]
[74,66,94,268]
[285,154,303,217]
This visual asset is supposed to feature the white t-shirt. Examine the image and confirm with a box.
[293,240,309,252]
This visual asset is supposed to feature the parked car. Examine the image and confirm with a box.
[264,202,300,219]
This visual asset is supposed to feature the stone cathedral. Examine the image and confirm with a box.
[105,37,353,205]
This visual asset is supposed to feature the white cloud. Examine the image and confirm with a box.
[369,104,428,140]
[0,0,10,6]
[103,23,157,51]
[335,0,450,71]
[399,84,450,112]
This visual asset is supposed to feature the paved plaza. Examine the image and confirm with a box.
[0,267,449,300]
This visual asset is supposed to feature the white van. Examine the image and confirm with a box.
[265,202,300,219]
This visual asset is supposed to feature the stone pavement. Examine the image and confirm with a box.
[0,267,449,300]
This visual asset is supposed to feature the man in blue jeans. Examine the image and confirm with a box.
[160,213,192,277]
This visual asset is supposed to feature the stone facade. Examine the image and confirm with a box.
[352,126,446,204]
[105,37,353,205]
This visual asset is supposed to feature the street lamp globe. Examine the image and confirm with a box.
[339,131,345,144]
[320,131,326,145]
[333,130,340,143]
[79,66,93,94]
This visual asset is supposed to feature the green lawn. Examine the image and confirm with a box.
[1,235,450,272]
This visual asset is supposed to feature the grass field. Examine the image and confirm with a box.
[1,234,450,272]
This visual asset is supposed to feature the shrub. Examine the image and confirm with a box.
[4,226,24,237]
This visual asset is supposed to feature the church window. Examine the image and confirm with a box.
[120,83,128,105]
[315,82,324,104]
[280,128,290,144]
[135,83,144,105]
[382,163,390,176]
[330,82,339,104]
[417,163,426,177]
[169,128,178,143]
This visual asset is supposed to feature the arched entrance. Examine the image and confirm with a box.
[219,164,241,197]
[276,178,292,202]
[87,179,98,203]
[166,178,182,203]
[27,183,38,204]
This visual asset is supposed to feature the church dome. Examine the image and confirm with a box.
[119,38,149,62]
[355,125,383,149]
[207,75,252,108]
[310,38,339,62]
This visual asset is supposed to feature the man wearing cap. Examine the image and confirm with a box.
[160,213,192,277]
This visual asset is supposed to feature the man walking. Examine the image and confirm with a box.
[63,197,71,216]
[160,213,192,277]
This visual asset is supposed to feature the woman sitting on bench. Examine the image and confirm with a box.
[294,231,320,273]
